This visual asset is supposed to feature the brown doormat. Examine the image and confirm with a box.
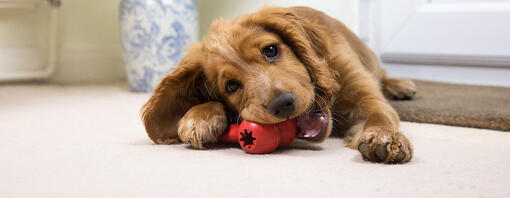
[389,80,510,131]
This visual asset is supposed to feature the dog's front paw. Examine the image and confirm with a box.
[358,127,413,163]
[177,102,227,149]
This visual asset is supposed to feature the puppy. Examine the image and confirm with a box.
[142,7,416,163]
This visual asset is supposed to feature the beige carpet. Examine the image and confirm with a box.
[390,80,510,131]
[1,84,510,198]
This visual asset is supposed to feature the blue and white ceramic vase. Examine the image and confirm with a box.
[119,0,198,92]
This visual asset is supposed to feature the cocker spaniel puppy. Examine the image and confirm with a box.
[142,7,416,163]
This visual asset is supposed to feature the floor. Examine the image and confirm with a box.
[1,84,509,198]
[390,80,510,131]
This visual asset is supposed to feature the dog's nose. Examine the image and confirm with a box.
[267,92,295,118]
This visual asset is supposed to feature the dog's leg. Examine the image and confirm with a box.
[177,101,228,149]
[345,98,413,163]
[339,72,413,163]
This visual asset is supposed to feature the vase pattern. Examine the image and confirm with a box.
[120,0,198,92]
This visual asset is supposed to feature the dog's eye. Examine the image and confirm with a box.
[262,45,279,63]
[226,80,241,93]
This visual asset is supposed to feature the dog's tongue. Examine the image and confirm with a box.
[296,112,328,139]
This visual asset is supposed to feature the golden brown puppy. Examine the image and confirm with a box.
[142,7,416,163]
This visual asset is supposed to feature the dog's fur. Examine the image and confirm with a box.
[142,7,416,163]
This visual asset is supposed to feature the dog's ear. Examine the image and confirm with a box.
[141,45,215,144]
[246,7,338,103]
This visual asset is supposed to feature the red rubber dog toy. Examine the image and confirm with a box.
[219,119,297,154]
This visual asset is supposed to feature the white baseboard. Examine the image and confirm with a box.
[381,52,510,68]
[383,63,510,87]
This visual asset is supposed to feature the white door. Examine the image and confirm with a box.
[361,0,510,87]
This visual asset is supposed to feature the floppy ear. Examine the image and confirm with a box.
[141,46,215,144]
[246,7,339,104]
